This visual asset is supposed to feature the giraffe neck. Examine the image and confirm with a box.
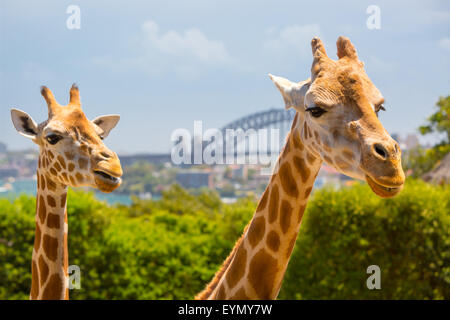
[206,117,322,299]
[30,152,69,300]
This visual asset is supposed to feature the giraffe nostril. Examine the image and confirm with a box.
[373,143,387,159]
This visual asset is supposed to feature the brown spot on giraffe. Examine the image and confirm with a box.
[38,195,46,224]
[43,234,58,262]
[304,187,313,199]
[40,174,46,190]
[279,162,298,197]
[323,155,333,164]
[75,172,84,184]
[268,184,279,223]
[53,161,61,172]
[335,156,351,170]
[63,232,68,276]
[47,150,54,161]
[80,144,89,155]
[41,273,63,299]
[342,149,355,162]
[247,216,265,248]
[68,163,75,172]
[216,285,226,300]
[60,193,67,208]
[31,261,39,299]
[306,152,316,165]
[46,176,57,192]
[47,213,60,229]
[61,172,68,184]
[279,200,293,234]
[64,151,75,160]
[297,204,306,223]
[225,245,247,289]
[266,230,280,252]
[34,224,41,252]
[57,155,66,170]
[285,233,298,258]
[293,155,310,182]
[248,249,279,299]
[47,195,56,208]
[78,157,88,170]
[38,255,49,286]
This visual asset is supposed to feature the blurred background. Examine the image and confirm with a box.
[0,0,449,299]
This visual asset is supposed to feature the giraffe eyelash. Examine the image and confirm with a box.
[375,104,386,117]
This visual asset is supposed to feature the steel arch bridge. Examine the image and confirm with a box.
[218,108,297,154]
[220,108,296,134]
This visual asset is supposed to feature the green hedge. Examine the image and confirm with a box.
[0,181,448,299]
[279,180,450,299]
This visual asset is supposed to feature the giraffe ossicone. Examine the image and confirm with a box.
[197,36,405,300]
[11,84,123,300]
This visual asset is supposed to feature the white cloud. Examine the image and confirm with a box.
[94,20,233,79]
[263,24,321,58]
[140,21,231,64]
[438,37,450,52]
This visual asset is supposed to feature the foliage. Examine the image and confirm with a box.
[0,181,448,299]
[419,96,450,144]
[279,180,450,299]
[404,95,450,177]
[116,161,176,196]
[403,144,450,178]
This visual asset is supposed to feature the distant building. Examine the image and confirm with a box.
[176,171,214,189]
[119,153,172,166]
[0,142,7,154]
[0,167,19,179]
[229,165,248,180]
[404,134,420,150]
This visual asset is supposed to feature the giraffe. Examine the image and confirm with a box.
[10,84,123,300]
[196,36,405,300]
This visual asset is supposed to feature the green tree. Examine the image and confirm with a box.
[279,180,450,299]
[404,95,450,177]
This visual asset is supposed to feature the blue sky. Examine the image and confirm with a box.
[1,0,449,153]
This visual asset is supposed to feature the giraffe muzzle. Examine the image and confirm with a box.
[93,169,122,193]
[365,174,403,198]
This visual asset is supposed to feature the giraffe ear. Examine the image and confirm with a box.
[11,108,39,142]
[91,114,120,139]
[269,74,310,111]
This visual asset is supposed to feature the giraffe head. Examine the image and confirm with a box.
[270,36,405,198]
[11,84,122,193]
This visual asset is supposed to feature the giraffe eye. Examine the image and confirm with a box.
[306,106,326,118]
[46,134,62,145]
